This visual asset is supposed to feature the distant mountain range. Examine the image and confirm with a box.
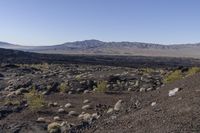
[1,40,200,58]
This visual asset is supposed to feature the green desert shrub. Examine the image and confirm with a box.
[25,86,45,110]
[164,70,183,83]
[95,81,108,93]
[59,82,69,93]
[187,67,200,76]
[142,68,154,74]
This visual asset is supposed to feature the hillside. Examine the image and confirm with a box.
[30,40,200,58]
[2,40,200,58]
[85,73,200,133]
[0,58,200,132]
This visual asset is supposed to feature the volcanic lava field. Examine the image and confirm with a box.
[0,48,200,133]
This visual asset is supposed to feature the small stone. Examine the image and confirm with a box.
[84,90,90,93]
[78,112,85,119]
[169,88,180,97]
[114,100,123,111]
[54,116,61,121]
[140,87,146,92]
[68,91,72,94]
[91,113,100,119]
[111,115,117,119]
[82,104,92,110]
[82,113,92,121]
[15,90,22,95]
[58,108,65,113]
[6,92,15,97]
[146,88,152,91]
[151,102,156,106]
[36,117,45,123]
[42,91,49,95]
[60,121,68,127]
[65,103,72,108]
[48,102,54,107]
[53,102,58,106]
[128,88,133,91]
[107,108,114,114]
[68,111,78,116]
[83,99,90,104]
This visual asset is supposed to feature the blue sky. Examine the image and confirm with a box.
[0,0,200,46]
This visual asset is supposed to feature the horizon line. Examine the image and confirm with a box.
[1,39,200,47]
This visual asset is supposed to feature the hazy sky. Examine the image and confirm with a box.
[0,0,200,46]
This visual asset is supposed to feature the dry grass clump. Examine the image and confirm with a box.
[164,70,183,83]
[95,81,108,93]
[187,67,200,76]
[59,82,70,93]
[25,86,45,110]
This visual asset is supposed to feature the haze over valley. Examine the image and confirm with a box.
[1,40,200,58]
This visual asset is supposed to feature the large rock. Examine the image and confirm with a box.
[58,108,65,113]
[83,99,90,104]
[82,113,92,122]
[107,108,114,114]
[65,103,72,108]
[48,122,61,133]
[114,100,123,111]
[36,117,46,123]
[82,105,92,110]
[53,116,61,121]
[168,88,180,96]
[68,111,78,116]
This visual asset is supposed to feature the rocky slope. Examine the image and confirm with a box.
[0,62,199,133]
[86,73,200,133]
[0,48,200,132]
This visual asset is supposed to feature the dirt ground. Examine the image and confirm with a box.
[0,63,199,133]
[86,73,200,133]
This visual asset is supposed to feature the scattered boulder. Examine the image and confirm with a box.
[114,100,123,111]
[151,102,156,106]
[91,113,100,120]
[65,103,72,108]
[36,117,46,123]
[48,102,54,107]
[68,91,72,95]
[53,116,61,121]
[128,88,133,91]
[83,90,90,93]
[48,122,61,133]
[82,113,92,122]
[15,88,28,95]
[168,88,180,97]
[60,121,68,127]
[58,108,65,113]
[82,105,92,110]
[78,112,85,119]
[107,108,114,114]
[140,87,146,92]
[83,99,90,104]
[146,87,153,91]
[6,92,15,98]
[68,111,78,116]
[0,102,27,120]
[53,102,58,106]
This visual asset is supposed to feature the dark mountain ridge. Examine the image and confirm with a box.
[1,40,200,58]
